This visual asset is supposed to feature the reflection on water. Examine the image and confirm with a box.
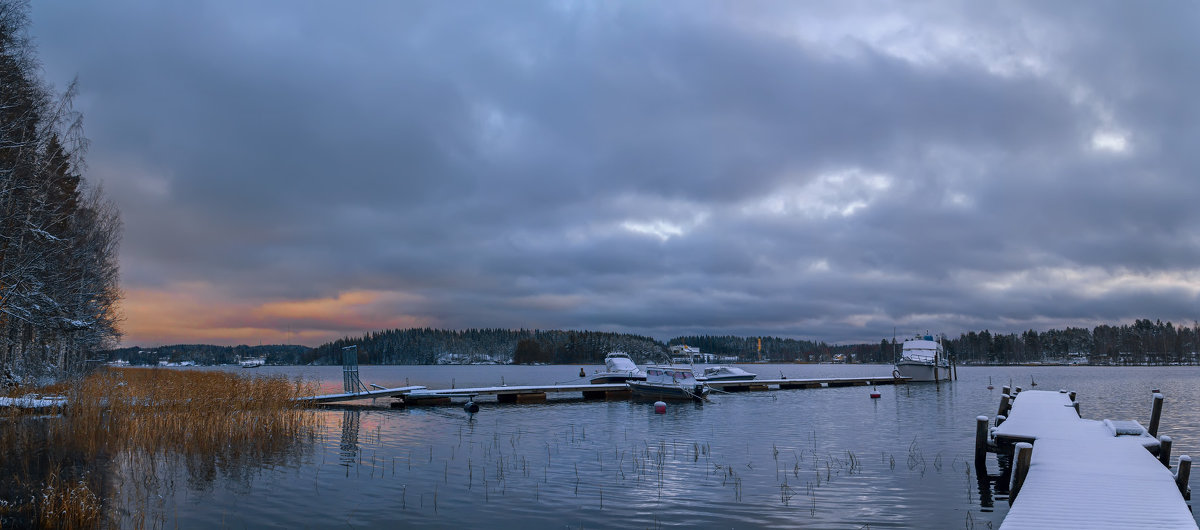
[0,387,319,528]
[340,410,361,467]
[16,365,1195,528]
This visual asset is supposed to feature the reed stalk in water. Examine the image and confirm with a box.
[0,367,317,528]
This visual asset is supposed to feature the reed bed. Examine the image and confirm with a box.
[0,367,319,528]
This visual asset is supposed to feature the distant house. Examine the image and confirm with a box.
[669,345,719,364]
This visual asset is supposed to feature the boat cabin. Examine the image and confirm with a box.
[644,366,697,384]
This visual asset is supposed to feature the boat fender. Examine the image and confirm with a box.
[892,369,901,379]
[654,401,666,414]
[464,401,479,414]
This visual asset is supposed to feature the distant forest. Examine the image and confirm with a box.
[104,319,1200,367]
[304,328,666,365]
[944,319,1199,365]
[102,344,309,366]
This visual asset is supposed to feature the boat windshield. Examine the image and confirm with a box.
[646,368,694,383]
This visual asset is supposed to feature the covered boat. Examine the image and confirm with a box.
[894,334,950,382]
[239,357,266,368]
[589,352,647,384]
[628,366,709,401]
[697,366,757,381]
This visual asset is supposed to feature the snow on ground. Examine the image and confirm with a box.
[0,395,67,409]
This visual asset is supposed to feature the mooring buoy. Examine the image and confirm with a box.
[654,401,666,414]
[464,401,479,414]
[870,386,881,399]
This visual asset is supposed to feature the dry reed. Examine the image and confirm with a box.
[0,367,318,528]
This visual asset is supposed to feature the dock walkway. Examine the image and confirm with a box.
[301,375,910,404]
[705,375,905,391]
[990,390,1195,530]
[295,385,427,404]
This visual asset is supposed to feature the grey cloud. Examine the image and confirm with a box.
[28,1,1200,345]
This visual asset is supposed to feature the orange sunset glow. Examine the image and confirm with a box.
[120,284,433,347]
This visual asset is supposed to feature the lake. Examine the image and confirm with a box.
[116,365,1200,527]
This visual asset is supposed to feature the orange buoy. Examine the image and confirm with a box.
[654,401,667,414]
[870,386,881,399]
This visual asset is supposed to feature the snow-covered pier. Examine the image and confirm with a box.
[294,385,428,404]
[975,388,1195,529]
[704,375,908,392]
[0,394,67,411]
[303,347,912,406]
[299,375,910,405]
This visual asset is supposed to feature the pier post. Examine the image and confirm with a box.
[975,416,990,468]
[1158,436,1173,468]
[1001,385,1011,396]
[1010,442,1034,504]
[1149,393,1164,438]
[1176,455,1192,500]
[1068,391,1076,402]
[995,414,1006,426]
[1071,401,1080,417]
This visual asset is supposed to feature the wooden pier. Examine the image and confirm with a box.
[300,375,909,405]
[294,385,428,404]
[974,388,1195,529]
[705,375,907,392]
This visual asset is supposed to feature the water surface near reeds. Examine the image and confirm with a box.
[13,364,1200,528]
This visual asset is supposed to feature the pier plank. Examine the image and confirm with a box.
[992,390,1195,530]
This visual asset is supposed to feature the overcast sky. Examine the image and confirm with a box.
[26,1,1200,347]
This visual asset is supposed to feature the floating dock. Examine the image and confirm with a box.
[975,388,1195,529]
[0,395,67,411]
[705,375,907,392]
[301,375,910,405]
[294,385,428,404]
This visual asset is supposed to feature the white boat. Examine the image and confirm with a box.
[894,334,950,382]
[239,357,266,368]
[589,352,646,384]
[627,365,709,401]
[697,365,758,381]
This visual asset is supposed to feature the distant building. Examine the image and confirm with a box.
[669,345,720,364]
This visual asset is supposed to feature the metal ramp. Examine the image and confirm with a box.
[342,345,368,394]
[295,345,427,404]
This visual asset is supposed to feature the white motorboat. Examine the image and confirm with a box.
[894,334,950,382]
[239,357,266,368]
[588,352,647,384]
[697,365,758,381]
[627,365,709,401]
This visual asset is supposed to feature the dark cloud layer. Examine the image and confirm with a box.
[28,1,1200,346]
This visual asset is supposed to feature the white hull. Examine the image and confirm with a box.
[627,380,709,401]
[895,361,951,382]
[589,352,645,384]
[698,374,757,382]
[697,366,758,382]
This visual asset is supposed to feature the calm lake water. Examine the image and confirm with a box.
[151,365,1200,528]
